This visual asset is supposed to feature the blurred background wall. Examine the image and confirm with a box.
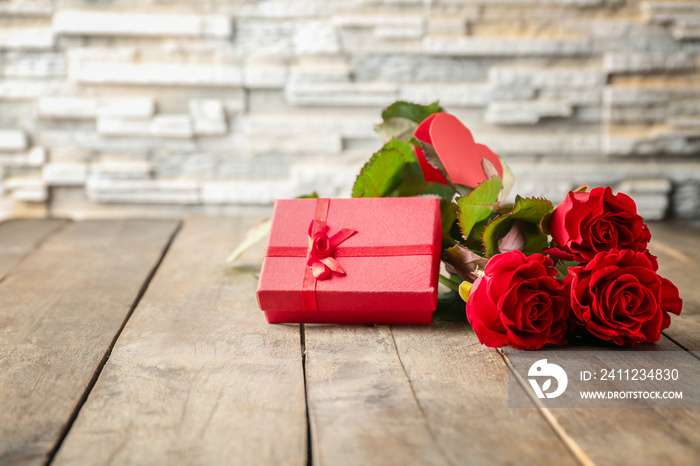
[0,0,699,220]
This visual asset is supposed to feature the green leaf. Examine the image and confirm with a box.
[296,192,319,199]
[456,176,503,241]
[226,218,271,263]
[352,139,416,198]
[381,101,443,124]
[440,197,459,241]
[419,182,458,199]
[352,138,457,200]
[482,197,554,257]
[375,117,417,142]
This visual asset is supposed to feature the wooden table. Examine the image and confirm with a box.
[1,217,698,466]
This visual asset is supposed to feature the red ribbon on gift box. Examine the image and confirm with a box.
[265,198,436,312]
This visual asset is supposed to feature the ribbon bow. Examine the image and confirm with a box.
[307,220,357,280]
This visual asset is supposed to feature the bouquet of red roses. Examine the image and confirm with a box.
[361,101,682,350]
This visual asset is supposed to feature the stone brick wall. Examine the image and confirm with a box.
[1,0,699,220]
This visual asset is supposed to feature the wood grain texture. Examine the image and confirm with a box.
[503,338,700,465]
[304,325,449,466]
[648,222,700,350]
[53,216,307,466]
[0,219,179,466]
[0,219,67,280]
[305,323,575,466]
[391,323,578,466]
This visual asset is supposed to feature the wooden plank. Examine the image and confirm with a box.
[53,216,307,466]
[648,222,700,350]
[304,325,448,466]
[502,338,700,465]
[0,219,67,280]
[0,220,179,466]
[305,323,577,466]
[391,323,580,465]
[648,222,700,264]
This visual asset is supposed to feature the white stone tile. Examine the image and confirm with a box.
[673,25,700,40]
[2,176,44,190]
[86,178,200,204]
[235,1,332,19]
[98,98,156,118]
[605,131,700,156]
[246,113,377,139]
[338,28,421,54]
[190,100,228,136]
[38,97,97,119]
[486,100,574,125]
[294,20,340,54]
[3,52,65,78]
[244,63,288,89]
[489,66,606,88]
[0,130,28,151]
[43,162,88,186]
[11,186,48,203]
[0,0,53,16]
[98,114,194,139]
[604,51,695,73]
[235,20,295,55]
[67,47,137,64]
[0,147,44,167]
[97,117,151,137]
[285,80,398,106]
[90,159,152,180]
[481,132,601,155]
[427,17,467,36]
[289,59,351,83]
[538,88,602,106]
[201,180,299,204]
[0,28,53,50]
[374,25,424,39]
[27,147,46,166]
[250,134,342,154]
[150,115,194,139]
[333,14,424,29]
[400,83,492,107]
[289,161,362,198]
[424,36,591,56]
[0,80,68,100]
[71,62,243,87]
[54,11,232,38]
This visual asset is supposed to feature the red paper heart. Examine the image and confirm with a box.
[414,113,503,188]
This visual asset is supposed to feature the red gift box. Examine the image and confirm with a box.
[256,197,441,325]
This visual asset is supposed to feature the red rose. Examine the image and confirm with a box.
[547,186,651,263]
[466,251,569,350]
[568,249,682,346]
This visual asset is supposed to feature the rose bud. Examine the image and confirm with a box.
[567,249,682,346]
[547,186,651,263]
[466,251,570,350]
